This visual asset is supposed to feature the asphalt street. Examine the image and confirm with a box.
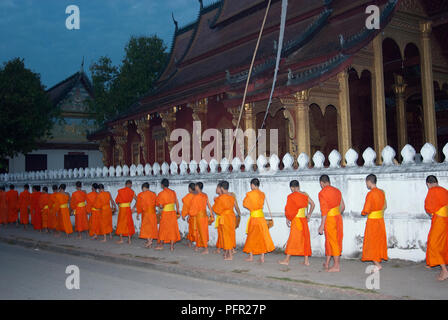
[0,243,311,300]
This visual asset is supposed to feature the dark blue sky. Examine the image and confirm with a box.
[0,0,207,88]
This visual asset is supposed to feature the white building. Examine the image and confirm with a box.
[8,68,103,173]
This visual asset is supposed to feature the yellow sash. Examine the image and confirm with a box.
[77,202,86,208]
[435,205,448,218]
[246,209,265,233]
[163,203,175,212]
[92,208,99,212]
[119,202,131,208]
[60,204,68,209]
[294,208,307,231]
[215,209,233,228]
[368,210,384,219]
[43,205,49,210]
[327,207,341,217]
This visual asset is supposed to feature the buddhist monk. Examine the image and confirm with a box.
[424,175,448,281]
[18,184,31,228]
[318,175,345,272]
[212,181,239,260]
[6,185,19,226]
[86,183,99,238]
[155,179,181,251]
[181,183,197,248]
[39,186,50,233]
[30,186,42,230]
[189,182,214,254]
[115,180,136,244]
[134,182,158,248]
[242,178,275,263]
[47,185,59,232]
[71,181,89,239]
[213,181,224,254]
[55,184,73,237]
[0,186,7,226]
[278,180,315,266]
[93,184,116,242]
[361,174,388,272]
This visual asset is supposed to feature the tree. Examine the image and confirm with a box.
[0,58,57,163]
[88,35,168,124]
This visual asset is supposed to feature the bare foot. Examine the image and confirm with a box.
[327,266,340,272]
[371,265,382,273]
[90,236,97,240]
[245,257,253,262]
[201,248,209,255]
[213,249,221,254]
[257,258,265,264]
[100,239,106,243]
[437,270,448,281]
[301,261,310,266]
[278,260,289,266]
[116,240,124,244]
[154,246,163,251]
[323,262,329,270]
[170,246,174,252]
[224,257,233,261]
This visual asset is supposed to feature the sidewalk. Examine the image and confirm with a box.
[0,226,445,300]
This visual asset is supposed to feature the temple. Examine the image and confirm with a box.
[88,0,448,167]
[8,66,103,173]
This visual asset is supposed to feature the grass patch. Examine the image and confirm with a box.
[266,276,379,295]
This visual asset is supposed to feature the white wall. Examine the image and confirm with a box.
[8,149,103,173]
[3,141,448,262]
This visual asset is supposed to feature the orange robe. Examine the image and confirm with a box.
[47,193,58,230]
[115,187,135,237]
[182,193,196,242]
[424,186,448,267]
[18,190,31,225]
[93,191,113,235]
[0,191,7,224]
[30,192,42,229]
[136,191,158,240]
[189,193,210,248]
[38,193,50,229]
[156,188,180,243]
[6,190,19,223]
[361,188,388,262]
[86,191,98,236]
[242,189,275,255]
[284,192,312,257]
[212,194,236,251]
[55,192,73,234]
[318,185,343,257]
[71,190,89,232]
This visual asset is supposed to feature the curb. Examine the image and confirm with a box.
[0,235,401,300]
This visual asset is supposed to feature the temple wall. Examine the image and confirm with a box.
[3,142,448,262]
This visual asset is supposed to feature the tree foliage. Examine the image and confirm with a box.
[88,35,168,124]
[0,58,57,161]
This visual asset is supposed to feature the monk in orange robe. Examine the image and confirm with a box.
[361,174,388,272]
[243,178,275,263]
[86,183,99,237]
[134,182,158,248]
[279,180,315,266]
[39,187,50,232]
[6,185,19,225]
[181,183,197,248]
[18,184,31,228]
[213,182,224,254]
[424,175,448,281]
[212,181,239,260]
[54,184,73,237]
[0,186,7,226]
[30,186,42,230]
[115,180,136,244]
[93,184,116,242]
[189,182,214,254]
[155,179,181,251]
[70,181,89,239]
[47,185,59,232]
[318,175,345,272]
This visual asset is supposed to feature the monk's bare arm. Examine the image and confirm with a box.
[319,215,326,234]
[234,201,241,216]
[207,199,214,217]
[308,197,315,220]
[175,197,180,214]
[340,198,346,214]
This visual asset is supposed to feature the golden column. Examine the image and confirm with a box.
[98,136,111,167]
[112,123,128,166]
[393,74,408,152]
[135,118,150,164]
[160,108,177,152]
[372,34,388,163]
[243,102,257,159]
[419,21,437,149]
[337,69,352,163]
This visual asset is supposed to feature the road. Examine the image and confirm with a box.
[0,243,310,300]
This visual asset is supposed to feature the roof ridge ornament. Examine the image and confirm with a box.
[171,12,178,32]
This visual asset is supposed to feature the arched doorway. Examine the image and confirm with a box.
[309,104,338,166]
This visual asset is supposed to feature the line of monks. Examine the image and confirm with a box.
[0,174,447,281]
